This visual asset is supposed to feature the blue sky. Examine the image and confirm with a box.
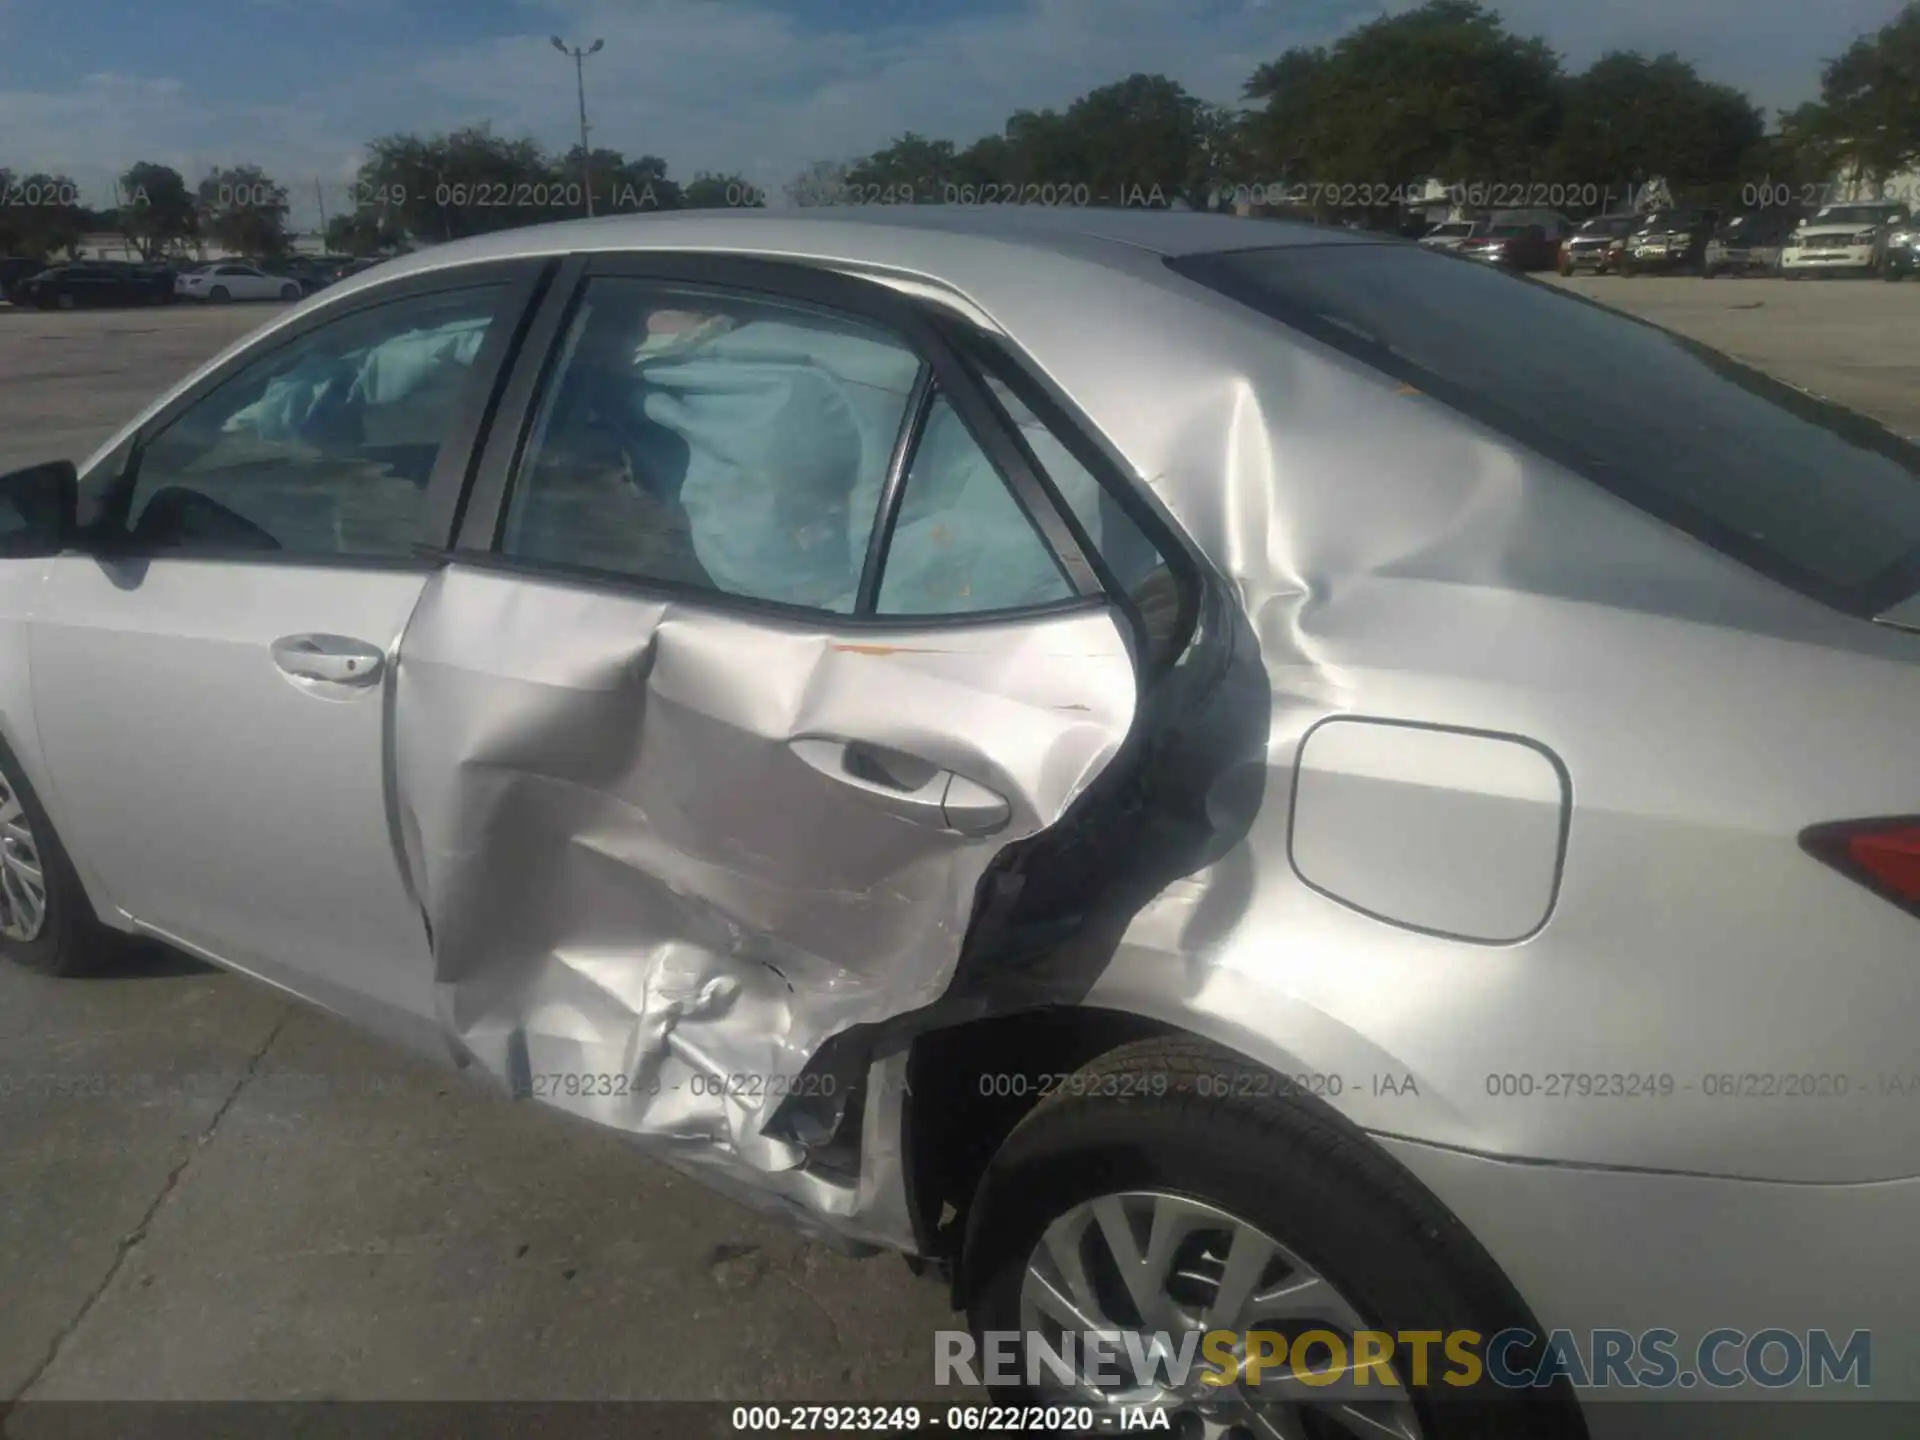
[0,0,1909,228]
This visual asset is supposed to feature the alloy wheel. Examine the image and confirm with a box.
[1018,1191,1424,1440]
[0,774,48,942]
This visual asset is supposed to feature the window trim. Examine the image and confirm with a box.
[79,256,552,570]
[455,253,1109,625]
[854,361,936,616]
[944,324,1207,673]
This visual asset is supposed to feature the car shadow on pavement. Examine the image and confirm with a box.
[88,935,218,979]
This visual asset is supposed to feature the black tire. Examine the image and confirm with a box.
[55,292,74,311]
[963,1037,1588,1440]
[0,744,120,977]
[209,285,230,303]
[279,282,300,301]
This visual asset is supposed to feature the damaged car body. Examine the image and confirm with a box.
[4,207,1920,1440]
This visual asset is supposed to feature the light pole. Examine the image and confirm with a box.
[550,35,604,217]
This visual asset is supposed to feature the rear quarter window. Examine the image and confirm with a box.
[1169,244,1920,616]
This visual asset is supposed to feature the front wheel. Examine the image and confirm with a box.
[208,285,231,303]
[962,1037,1586,1440]
[279,282,300,301]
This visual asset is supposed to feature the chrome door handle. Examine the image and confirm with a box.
[271,633,386,687]
[788,738,1011,836]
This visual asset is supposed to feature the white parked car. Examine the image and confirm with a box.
[1781,202,1913,276]
[1417,219,1483,252]
[174,262,303,303]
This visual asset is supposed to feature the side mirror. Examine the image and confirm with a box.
[0,460,78,558]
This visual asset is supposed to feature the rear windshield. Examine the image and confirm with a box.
[1169,244,1920,614]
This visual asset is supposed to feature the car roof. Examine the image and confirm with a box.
[347,205,1367,281]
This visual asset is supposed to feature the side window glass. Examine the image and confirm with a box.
[123,285,503,557]
[875,391,1073,616]
[981,372,1165,592]
[500,277,922,614]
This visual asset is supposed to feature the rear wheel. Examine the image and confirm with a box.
[279,282,300,301]
[0,747,120,977]
[963,1037,1587,1440]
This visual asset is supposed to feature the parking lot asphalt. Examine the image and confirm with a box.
[2,273,1918,1407]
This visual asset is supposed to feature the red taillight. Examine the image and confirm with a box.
[1802,819,1920,916]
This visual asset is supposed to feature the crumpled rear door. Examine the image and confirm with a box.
[391,567,1137,1173]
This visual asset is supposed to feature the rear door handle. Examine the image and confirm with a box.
[789,738,1011,836]
[271,633,386,687]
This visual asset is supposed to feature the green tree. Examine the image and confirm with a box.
[197,165,291,256]
[845,133,962,201]
[784,158,851,208]
[1811,1,1920,182]
[1242,46,1334,185]
[357,127,553,242]
[998,107,1090,189]
[1242,1,1563,201]
[581,149,683,213]
[0,171,87,258]
[324,210,404,256]
[1055,73,1213,206]
[116,162,196,260]
[682,172,765,208]
[1754,102,1851,197]
[1552,53,1764,206]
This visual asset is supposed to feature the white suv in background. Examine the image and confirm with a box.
[1782,201,1913,276]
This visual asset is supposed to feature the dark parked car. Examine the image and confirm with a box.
[325,256,386,285]
[1457,221,1562,271]
[1882,219,1920,280]
[98,260,179,303]
[1557,214,1636,275]
[14,262,170,309]
[1619,209,1720,275]
[0,257,48,302]
[1704,210,1799,277]
[262,255,354,297]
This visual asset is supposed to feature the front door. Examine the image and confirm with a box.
[391,260,1148,1165]
[29,269,536,1036]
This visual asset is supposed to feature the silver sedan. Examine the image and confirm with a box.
[1,207,1916,1439]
